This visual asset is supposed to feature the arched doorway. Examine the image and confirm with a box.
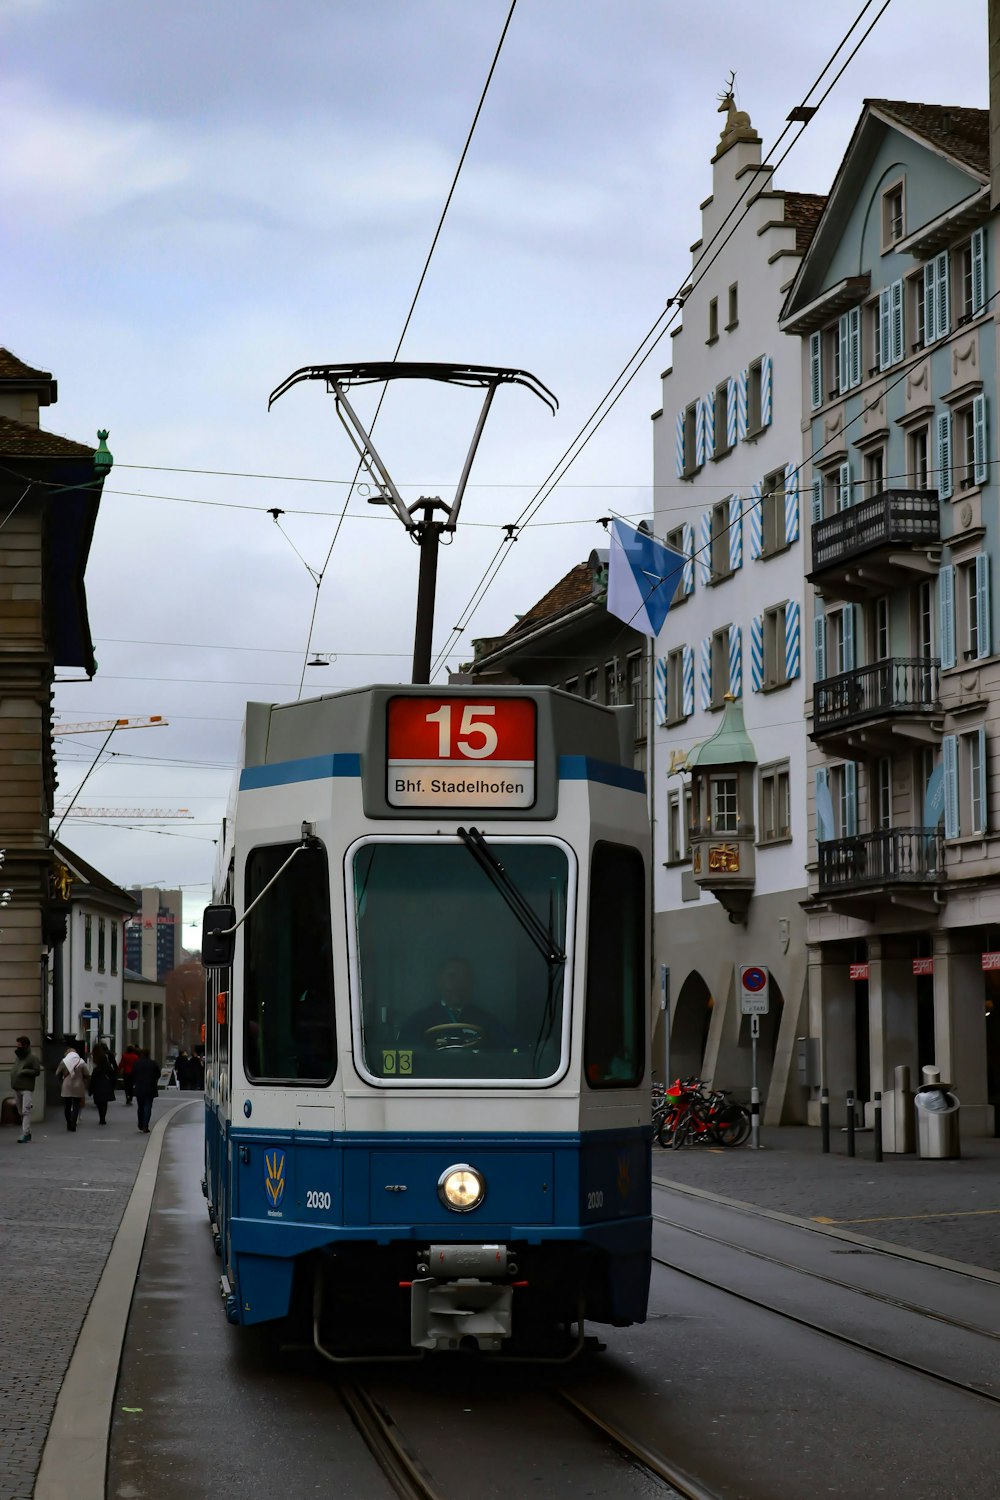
[671,971,713,1081]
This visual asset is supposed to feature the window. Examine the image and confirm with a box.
[759,761,791,844]
[727,282,739,329]
[958,557,991,661]
[875,595,890,660]
[98,917,106,973]
[244,842,336,1083]
[825,324,841,397]
[864,447,885,500]
[874,757,892,830]
[711,774,738,834]
[604,660,618,706]
[965,731,986,835]
[84,914,92,970]
[714,382,729,456]
[878,280,905,368]
[837,308,862,391]
[683,401,699,477]
[666,647,687,724]
[957,240,974,323]
[747,357,763,431]
[916,580,934,662]
[909,274,926,350]
[867,297,881,375]
[564,677,578,695]
[830,762,858,838]
[909,426,929,489]
[761,468,786,556]
[708,297,719,341]
[111,921,119,976]
[584,843,644,1089]
[353,838,570,1085]
[584,669,598,701]
[711,626,731,706]
[666,525,689,602]
[923,251,950,344]
[711,500,732,578]
[666,789,688,864]
[763,603,788,689]
[956,403,977,490]
[627,652,646,740]
[882,181,905,248]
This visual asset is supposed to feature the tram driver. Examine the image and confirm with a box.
[400,955,510,1053]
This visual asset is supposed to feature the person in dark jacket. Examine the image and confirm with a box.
[88,1043,117,1125]
[131,1048,160,1133]
[10,1035,41,1143]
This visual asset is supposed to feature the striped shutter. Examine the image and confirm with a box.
[976,726,988,834]
[809,333,822,410]
[760,354,773,427]
[939,563,956,669]
[813,607,827,682]
[935,250,950,338]
[815,767,832,842]
[748,484,763,560]
[936,410,953,500]
[698,510,712,585]
[972,227,986,316]
[838,313,850,394]
[943,733,959,838]
[703,389,716,459]
[737,368,749,440]
[695,397,707,467]
[750,614,764,692]
[784,600,801,680]
[655,656,668,726]
[974,392,988,485]
[675,410,686,478]
[700,637,712,710]
[726,376,738,447]
[841,604,856,672]
[811,477,823,524]
[890,278,904,363]
[923,260,936,345]
[837,460,852,510]
[844,762,858,837]
[848,307,862,388]
[976,551,992,659]
[729,495,743,571]
[878,288,891,372]
[784,463,799,544]
[682,643,694,717]
[682,521,694,595]
[729,623,742,697]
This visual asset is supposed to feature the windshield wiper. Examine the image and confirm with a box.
[456,826,566,966]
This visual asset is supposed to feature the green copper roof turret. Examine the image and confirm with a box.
[687,693,757,769]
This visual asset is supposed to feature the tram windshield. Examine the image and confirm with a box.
[352,839,571,1084]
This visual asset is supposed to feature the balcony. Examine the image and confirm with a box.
[817,827,944,912]
[810,489,939,595]
[813,658,941,752]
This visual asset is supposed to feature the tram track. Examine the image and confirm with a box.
[338,1381,445,1500]
[556,1387,726,1500]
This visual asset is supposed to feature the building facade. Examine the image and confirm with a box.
[48,843,135,1056]
[649,104,824,1120]
[126,886,184,981]
[781,100,999,1136]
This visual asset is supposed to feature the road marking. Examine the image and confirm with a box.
[812,1208,1000,1226]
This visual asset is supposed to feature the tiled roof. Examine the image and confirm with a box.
[782,192,827,253]
[0,347,53,383]
[472,560,600,661]
[869,100,989,177]
[0,414,94,459]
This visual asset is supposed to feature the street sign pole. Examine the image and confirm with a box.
[660,965,670,1088]
[739,966,769,1151]
[751,1014,761,1149]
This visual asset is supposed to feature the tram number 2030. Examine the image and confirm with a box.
[586,1189,604,1210]
[306,1190,332,1210]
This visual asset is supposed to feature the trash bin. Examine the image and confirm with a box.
[914,1066,960,1159]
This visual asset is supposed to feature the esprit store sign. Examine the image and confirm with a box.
[386,697,536,809]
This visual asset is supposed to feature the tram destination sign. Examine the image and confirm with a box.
[386,696,537,809]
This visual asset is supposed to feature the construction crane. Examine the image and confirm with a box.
[52,716,167,735]
[54,808,193,820]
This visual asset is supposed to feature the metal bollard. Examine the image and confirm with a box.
[820,1087,830,1153]
[846,1090,856,1157]
[750,1087,761,1151]
[873,1091,882,1163]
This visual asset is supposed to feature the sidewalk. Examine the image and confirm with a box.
[0,1091,186,1500]
[654,1125,1000,1273]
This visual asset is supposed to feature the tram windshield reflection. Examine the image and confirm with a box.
[352,839,570,1083]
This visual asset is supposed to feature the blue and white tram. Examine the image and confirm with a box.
[202,683,652,1358]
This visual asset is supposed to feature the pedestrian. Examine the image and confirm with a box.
[56,1041,90,1132]
[119,1044,138,1104]
[131,1047,160,1133]
[9,1034,41,1143]
[88,1042,117,1125]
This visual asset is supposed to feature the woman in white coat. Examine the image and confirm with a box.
[56,1044,90,1132]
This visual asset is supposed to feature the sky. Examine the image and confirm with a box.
[0,0,989,947]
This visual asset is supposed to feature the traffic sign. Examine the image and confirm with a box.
[739,965,770,1015]
[750,1015,760,1039]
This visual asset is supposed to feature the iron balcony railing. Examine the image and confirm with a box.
[817,827,944,893]
[814,658,940,735]
[811,489,939,575]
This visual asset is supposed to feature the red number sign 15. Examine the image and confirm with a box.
[424,703,498,759]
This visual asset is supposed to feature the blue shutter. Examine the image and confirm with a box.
[682,643,694,717]
[703,389,716,458]
[749,484,763,560]
[815,767,833,843]
[849,307,862,388]
[700,637,712,710]
[890,278,904,363]
[813,606,827,682]
[681,521,694,596]
[974,392,988,486]
[977,726,988,835]
[760,354,773,427]
[838,313,850,394]
[784,463,799,543]
[729,495,742,571]
[655,656,668,727]
[695,397,707,467]
[943,733,959,838]
[784,600,800,681]
[726,376,738,447]
[976,551,991,659]
[837,460,852,510]
[675,410,686,478]
[939,563,956,669]
[879,288,891,372]
[841,605,856,672]
[809,332,822,410]
[750,614,764,692]
[844,761,858,837]
[937,410,953,500]
[971,228,986,316]
[923,260,936,345]
[698,510,712,585]
[737,368,749,440]
[811,477,823,524]
[729,623,742,697]
[936,250,950,338]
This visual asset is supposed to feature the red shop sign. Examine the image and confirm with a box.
[912,957,934,976]
[849,962,869,981]
[982,952,1000,971]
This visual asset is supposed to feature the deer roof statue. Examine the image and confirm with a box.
[716,72,756,151]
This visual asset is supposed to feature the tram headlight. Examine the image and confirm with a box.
[437,1164,485,1213]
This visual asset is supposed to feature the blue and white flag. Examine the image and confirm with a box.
[606,519,685,637]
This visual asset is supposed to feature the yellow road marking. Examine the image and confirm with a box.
[811,1208,1000,1225]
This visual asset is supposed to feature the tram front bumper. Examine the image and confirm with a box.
[410,1241,513,1352]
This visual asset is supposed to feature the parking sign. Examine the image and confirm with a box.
[739,965,770,1015]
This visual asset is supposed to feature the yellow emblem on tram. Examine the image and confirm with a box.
[264,1148,286,1209]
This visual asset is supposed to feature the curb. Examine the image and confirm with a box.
[652,1174,1000,1285]
[33,1098,199,1500]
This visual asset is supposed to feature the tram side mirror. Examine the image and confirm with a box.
[202,904,236,967]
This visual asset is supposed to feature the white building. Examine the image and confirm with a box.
[47,843,135,1055]
[650,99,824,1120]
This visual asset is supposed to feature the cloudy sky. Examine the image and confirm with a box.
[1,0,988,945]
